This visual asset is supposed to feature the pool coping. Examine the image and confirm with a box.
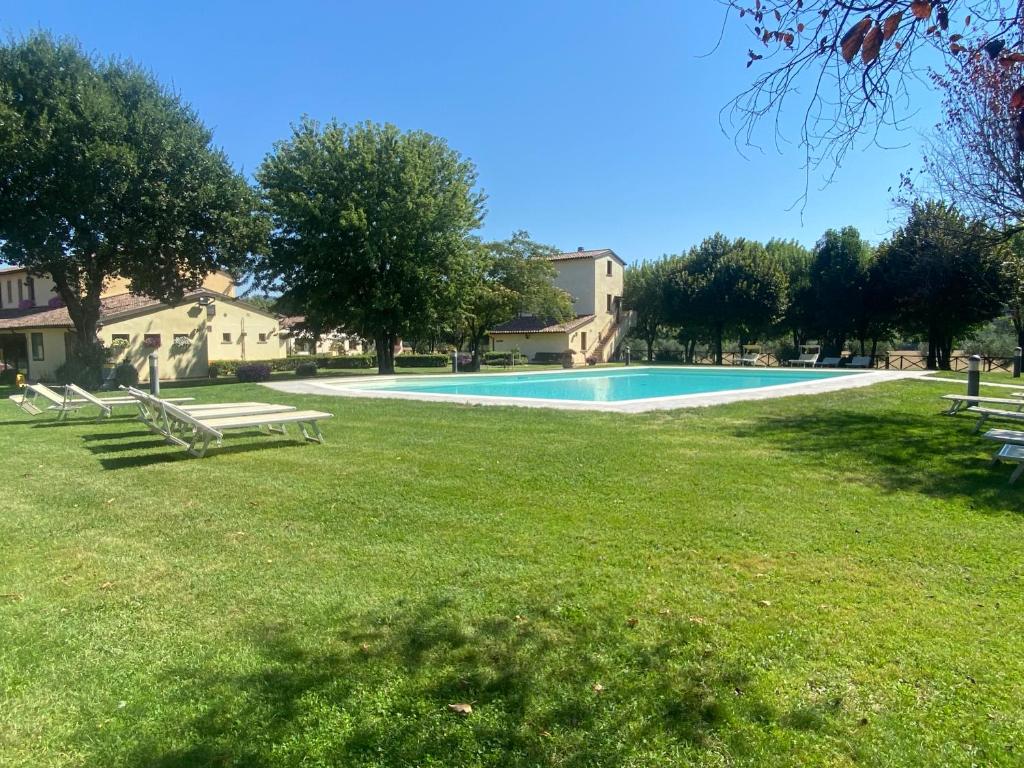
[263,365,929,413]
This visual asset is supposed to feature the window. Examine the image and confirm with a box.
[222,332,232,343]
[580,332,588,351]
[143,333,161,350]
[258,332,268,343]
[606,260,613,276]
[5,281,11,305]
[25,277,34,303]
[31,332,44,361]
[606,294,612,312]
[17,280,23,303]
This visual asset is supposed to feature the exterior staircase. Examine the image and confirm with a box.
[591,311,636,362]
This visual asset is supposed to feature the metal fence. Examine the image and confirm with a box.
[654,352,1016,372]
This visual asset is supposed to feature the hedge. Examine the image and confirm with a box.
[483,351,529,365]
[532,352,570,364]
[206,353,449,377]
[209,354,375,377]
[393,353,448,368]
[236,363,272,383]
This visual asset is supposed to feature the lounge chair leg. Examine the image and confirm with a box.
[973,414,989,434]
[1010,463,1024,485]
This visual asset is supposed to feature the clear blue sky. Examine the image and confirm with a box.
[5,0,941,263]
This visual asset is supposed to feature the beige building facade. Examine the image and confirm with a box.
[0,267,284,382]
[489,248,633,363]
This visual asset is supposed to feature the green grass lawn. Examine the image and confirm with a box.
[2,375,1023,766]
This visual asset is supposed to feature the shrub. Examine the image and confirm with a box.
[235,363,272,382]
[654,339,685,363]
[55,343,106,388]
[393,353,448,368]
[208,354,377,378]
[295,361,318,377]
[483,351,529,366]
[532,352,566,365]
[113,361,139,388]
[586,355,598,366]
[0,369,18,386]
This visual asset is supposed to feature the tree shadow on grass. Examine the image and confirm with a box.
[109,598,839,767]
[80,429,155,441]
[730,408,1024,513]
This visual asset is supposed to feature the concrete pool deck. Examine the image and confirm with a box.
[264,365,929,413]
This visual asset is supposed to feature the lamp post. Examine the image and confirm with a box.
[624,344,631,366]
[967,354,981,398]
[148,352,160,396]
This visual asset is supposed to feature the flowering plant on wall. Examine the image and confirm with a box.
[170,336,193,351]
[108,338,129,350]
[142,335,161,349]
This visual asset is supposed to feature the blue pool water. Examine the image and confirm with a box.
[346,367,860,403]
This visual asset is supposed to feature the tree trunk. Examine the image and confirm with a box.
[926,328,938,370]
[645,339,654,362]
[686,339,697,364]
[714,327,723,366]
[1017,323,1024,351]
[376,332,396,374]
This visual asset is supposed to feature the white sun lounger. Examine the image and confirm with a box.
[941,394,1024,415]
[64,383,194,419]
[788,352,820,367]
[990,443,1024,483]
[788,345,820,367]
[966,406,1024,433]
[124,387,295,438]
[157,398,332,458]
[11,383,88,420]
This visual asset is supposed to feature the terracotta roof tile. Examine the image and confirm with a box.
[0,291,179,330]
[489,314,595,334]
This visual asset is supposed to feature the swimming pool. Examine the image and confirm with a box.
[267,365,903,413]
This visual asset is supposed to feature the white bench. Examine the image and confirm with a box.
[160,400,333,458]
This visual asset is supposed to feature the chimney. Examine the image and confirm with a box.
[577,246,584,252]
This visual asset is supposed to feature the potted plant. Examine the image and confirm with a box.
[106,337,129,359]
[170,336,193,352]
[561,349,576,369]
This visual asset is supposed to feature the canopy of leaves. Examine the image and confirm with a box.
[665,234,789,363]
[623,258,678,361]
[463,232,573,362]
[876,200,1007,367]
[0,32,262,343]
[806,227,874,354]
[255,119,485,374]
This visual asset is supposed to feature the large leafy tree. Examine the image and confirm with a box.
[996,231,1024,350]
[766,238,813,349]
[666,235,789,364]
[463,232,572,368]
[256,119,485,374]
[807,227,874,355]
[876,200,1007,368]
[0,33,261,354]
[623,257,676,362]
